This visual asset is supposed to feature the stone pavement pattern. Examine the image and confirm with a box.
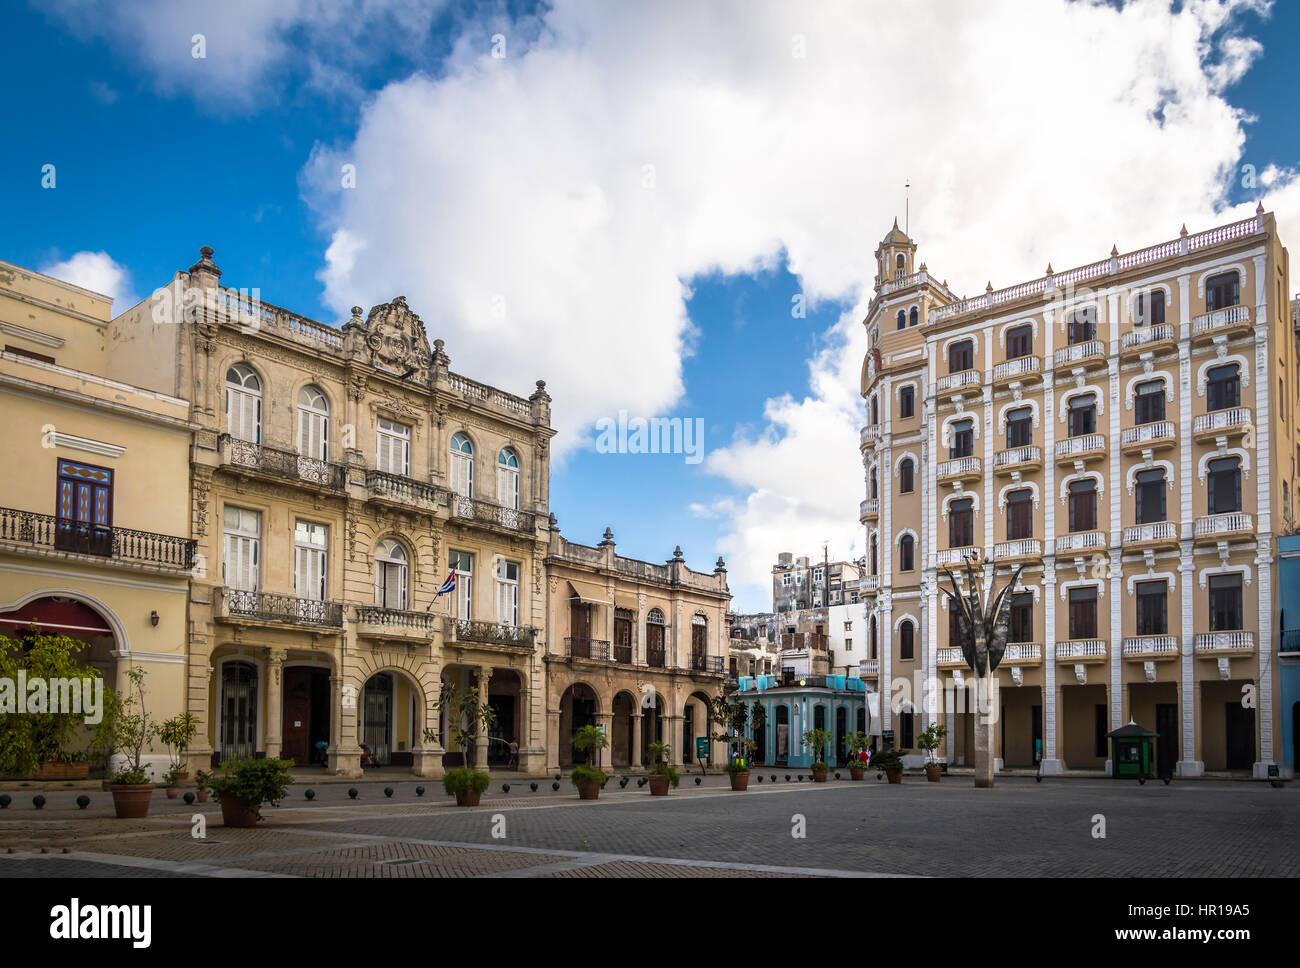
[0,776,1294,878]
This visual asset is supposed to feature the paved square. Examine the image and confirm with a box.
[0,776,1294,877]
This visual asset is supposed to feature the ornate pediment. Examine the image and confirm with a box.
[357,297,432,383]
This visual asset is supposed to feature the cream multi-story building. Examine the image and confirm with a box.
[544,525,730,771]
[0,261,195,777]
[110,247,556,777]
[859,208,1297,778]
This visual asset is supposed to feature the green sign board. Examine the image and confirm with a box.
[695,737,710,761]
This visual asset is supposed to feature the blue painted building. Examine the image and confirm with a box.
[1278,535,1300,778]
[733,674,878,767]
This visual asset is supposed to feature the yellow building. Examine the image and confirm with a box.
[544,525,731,771]
[0,260,195,776]
[859,208,1297,778]
[110,247,555,777]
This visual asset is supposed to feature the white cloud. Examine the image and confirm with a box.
[295,0,1294,608]
[37,251,137,309]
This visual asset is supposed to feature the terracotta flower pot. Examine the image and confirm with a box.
[729,771,750,791]
[166,787,180,799]
[576,777,601,800]
[454,789,482,807]
[648,773,671,796]
[109,784,154,819]
[925,765,942,783]
[219,796,261,828]
[197,790,209,803]
[811,768,829,783]
[886,768,903,784]
[849,767,865,781]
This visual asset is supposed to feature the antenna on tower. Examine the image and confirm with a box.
[905,178,910,237]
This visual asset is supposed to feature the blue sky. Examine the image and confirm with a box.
[2,0,1298,610]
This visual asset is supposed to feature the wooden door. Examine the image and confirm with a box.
[282,668,313,766]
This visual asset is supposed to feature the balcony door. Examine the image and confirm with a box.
[294,521,328,612]
[54,460,113,557]
[570,601,592,656]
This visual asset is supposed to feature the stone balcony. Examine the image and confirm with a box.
[936,368,982,398]
[859,498,879,523]
[992,355,1042,386]
[1001,643,1043,666]
[1191,304,1252,342]
[1193,512,1253,545]
[858,659,880,679]
[1053,340,1106,371]
[364,470,446,513]
[1192,407,1252,443]
[860,425,882,448]
[1120,323,1177,358]
[860,574,880,594]
[993,539,1042,563]
[1194,631,1255,656]
[1123,521,1179,551]
[1054,433,1107,464]
[1054,531,1106,556]
[937,456,981,483]
[1122,635,1180,661]
[936,547,982,568]
[1055,639,1107,663]
[937,648,966,668]
[355,606,439,645]
[1120,421,1176,454]
[993,446,1043,475]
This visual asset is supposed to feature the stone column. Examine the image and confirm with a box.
[631,712,643,768]
[595,712,613,771]
[546,707,561,774]
[666,715,684,765]
[476,666,493,770]
[264,650,285,758]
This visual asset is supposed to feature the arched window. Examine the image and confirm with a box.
[899,534,915,571]
[1134,380,1165,425]
[497,448,520,509]
[450,432,474,498]
[870,396,879,425]
[297,386,329,461]
[948,339,974,372]
[895,253,905,279]
[869,616,878,659]
[1135,469,1167,525]
[1068,479,1097,532]
[897,309,906,331]
[869,469,878,500]
[870,536,878,575]
[1206,364,1241,411]
[1068,394,1097,437]
[1205,271,1240,312]
[899,385,915,419]
[691,614,708,664]
[374,538,408,609]
[1006,489,1033,540]
[909,307,918,327]
[899,620,914,660]
[1207,457,1242,515]
[225,364,262,443]
[646,608,666,667]
[949,498,974,547]
[900,458,914,493]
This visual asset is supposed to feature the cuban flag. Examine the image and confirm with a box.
[436,571,457,598]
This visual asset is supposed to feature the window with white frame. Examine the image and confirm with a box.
[225,364,262,443]
[449,549,473,619]
[374,538,408,610]
[496,559,519,626]
[782,573,792,587]
[497,448,519,509]
[297,386,329,460]
[294,520,328,601]
[450,432,474,498]
[376,418,411,476]
[222,506,260,591]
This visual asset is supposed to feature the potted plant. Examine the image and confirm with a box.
[803,728,833,781]
[645,741,679,796]
[162,765,181,798]
[38,750,90,780]
[107,666,159,818]
[724,757,751,791]
[570,724,607,799]
[194,768,212,803]
[442,766,491,806]
[158,711,198,783]
[917,722,947,781]
[874,744,907,784]
[428,681,496,805]
[209,757,294,827]
[846,732,872,780]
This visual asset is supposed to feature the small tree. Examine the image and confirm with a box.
[916,722,948,766]
[708,694,754,764]
[427,681,496,770]
[0,630,102,775]
[158,711,199,783]
[802,728,834,768]
[846,731,871,759]
[571,724,607,767]
[111,666,159,784]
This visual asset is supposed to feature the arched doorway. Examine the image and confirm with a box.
[361,673,394,765]
[836,706,848,766]
[219,660,258,763]
[775,704,790,764]
[640,691,664,766]
[559,682,600,767]
[612,692,636,766]
[685,691,712,764]
[750,699,767,764]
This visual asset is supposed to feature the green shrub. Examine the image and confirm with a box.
[442,766,491,796]
[811,761,830,772]
[873,747,907,772]
[570,764,606,786]
[723,759,751,775]
[649,763,680,787]
[210,758,294,811]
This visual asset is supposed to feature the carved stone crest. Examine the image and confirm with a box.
[360,297,432,382]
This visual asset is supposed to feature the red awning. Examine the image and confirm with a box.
[0,597,113,637]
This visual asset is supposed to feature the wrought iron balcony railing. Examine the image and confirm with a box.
[646,646,666,668]
[224,589,343,628]
[566,636,609,660]
[449,494,537,534]
[690,653,725,674]
[455,619,536,649]
[0,506,195,570]
[219,435,346,490]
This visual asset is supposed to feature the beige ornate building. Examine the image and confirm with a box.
[0,261,195,777]
[544,525,731,771]
[110,247,555,777]
[859,209,1297,778]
